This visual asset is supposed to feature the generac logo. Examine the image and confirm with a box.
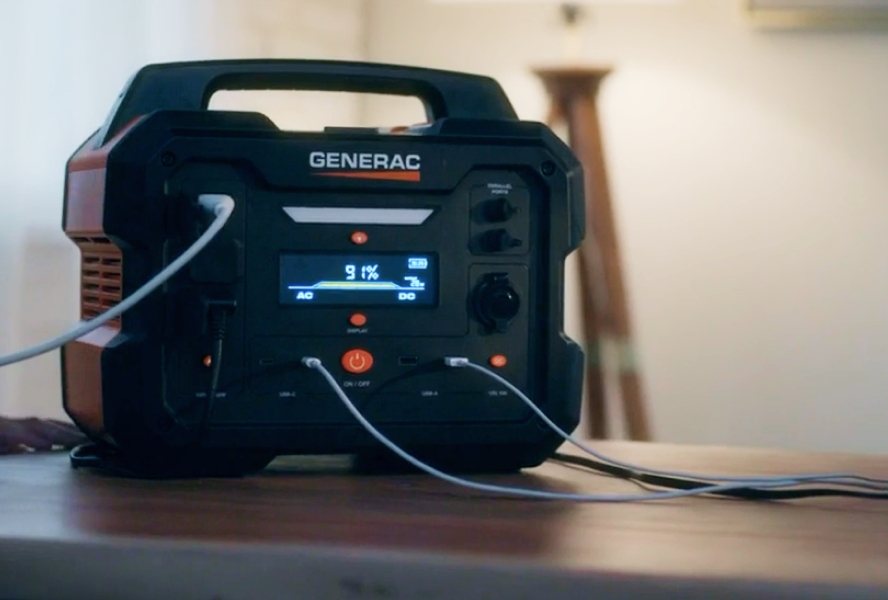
[309,151,421,182]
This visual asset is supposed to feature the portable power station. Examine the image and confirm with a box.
[61,60,585,476]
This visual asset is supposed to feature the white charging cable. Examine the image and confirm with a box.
[0,194,235,368]
[445,358,888,490]
[302,356,840,502]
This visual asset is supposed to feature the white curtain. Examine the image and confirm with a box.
[0,0,364,419]
[0,0,218,418]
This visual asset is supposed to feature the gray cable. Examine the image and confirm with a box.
[447,358,888,490]
[0,194,235,368]
[302,356,821,502]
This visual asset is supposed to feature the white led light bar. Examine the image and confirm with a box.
[283,207,435,225]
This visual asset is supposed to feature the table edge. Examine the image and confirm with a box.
[1,535,885,600]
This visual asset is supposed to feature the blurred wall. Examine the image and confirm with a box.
[363,0,888,452]
[0,0,363,419]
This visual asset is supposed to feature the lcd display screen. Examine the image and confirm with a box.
[279,253,437,306]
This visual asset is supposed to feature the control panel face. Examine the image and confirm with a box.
[86,97,581,467]
[171,163,548,429]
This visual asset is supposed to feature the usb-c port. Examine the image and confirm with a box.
[398,356,418,366]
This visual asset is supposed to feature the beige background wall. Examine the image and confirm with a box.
[362,0,888,452]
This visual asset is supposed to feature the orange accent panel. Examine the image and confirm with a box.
[65,169,107,233]
[63,326,119,437]
[65,116,146,235]
[316,170,421,182]
[68,135,114,173]
[68,117,144,173]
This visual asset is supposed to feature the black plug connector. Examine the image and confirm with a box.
[199,297,237,336]
[197,297,236,442]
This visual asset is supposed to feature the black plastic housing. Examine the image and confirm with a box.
[61,60,585,475]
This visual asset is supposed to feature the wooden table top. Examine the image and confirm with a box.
[2,441,888,600]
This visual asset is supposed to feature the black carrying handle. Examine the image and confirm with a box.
[100,59,518,144]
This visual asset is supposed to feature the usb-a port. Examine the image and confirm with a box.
[398,356,419,366]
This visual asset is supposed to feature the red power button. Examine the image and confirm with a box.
[341,349,373,374]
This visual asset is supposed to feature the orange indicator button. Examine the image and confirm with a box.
[342,349,374,374]
[489,354,508,368]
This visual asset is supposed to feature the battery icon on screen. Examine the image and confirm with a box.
[408,257,429,270]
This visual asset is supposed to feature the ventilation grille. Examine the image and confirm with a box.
[71,236,123,329]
